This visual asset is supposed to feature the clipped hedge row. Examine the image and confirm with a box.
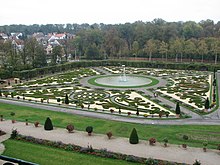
[13,134,187,165]
[12,60,220,79]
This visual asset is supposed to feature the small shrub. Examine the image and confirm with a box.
[66,124,74,133]
[10,129,18,139]
[0,129,6,136]
[106,132,113,139]
[44,117,53,131]
[146,158,159,165]
[149,138,156,145]
[129,128,139,144]
[193,159,201,165]
[86,126,93,135]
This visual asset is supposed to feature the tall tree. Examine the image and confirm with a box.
[132,41,139,59]
[145,39,157,61]
[51,45,63,65]
[197,39,208,62]
[159,41,169,61]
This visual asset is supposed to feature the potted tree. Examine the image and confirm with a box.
[182,135,189,149]
[25,119,28,125]
[203,141,208,152]
[10,112,15,123]
[163,137,168,147]
[0,115,3,121]
[86,126,93,136]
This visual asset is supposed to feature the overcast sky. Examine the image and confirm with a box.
[1,0,219,25]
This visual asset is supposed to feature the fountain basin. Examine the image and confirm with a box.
[88,75,159,88]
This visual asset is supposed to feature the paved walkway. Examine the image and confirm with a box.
[0,120,220,165]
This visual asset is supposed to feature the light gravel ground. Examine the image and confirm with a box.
[0,120,220,165]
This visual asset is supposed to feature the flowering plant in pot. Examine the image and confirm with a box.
[106,132,113,139]
[149,138,156,145]
[34,121,40,127]
[66,124,74,133]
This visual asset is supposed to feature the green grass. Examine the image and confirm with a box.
[0,103,220,149]
[88,75,159,88]
[3,140,139,165]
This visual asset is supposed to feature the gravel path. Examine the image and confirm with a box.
[0,120,220,165]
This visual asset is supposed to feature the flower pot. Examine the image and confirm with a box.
[26,122,28,126]
[182,144,187,148]
[203,148,207,152]
[12,120,16,123]
[88,132,92,136]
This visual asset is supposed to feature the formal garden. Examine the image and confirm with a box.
[0,62,220,165]
[0,65,217,119]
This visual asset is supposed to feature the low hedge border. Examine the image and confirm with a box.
[12,134,187,165]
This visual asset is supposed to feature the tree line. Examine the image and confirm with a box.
[0,19,220,74]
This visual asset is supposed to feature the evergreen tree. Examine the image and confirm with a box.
[129,128,139,144]
[205,97,210,109]
[44,117,53,130]
[175,102,181,115]
[65,94,69,104]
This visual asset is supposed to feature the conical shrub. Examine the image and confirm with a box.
[129,128,139,144]
[44,117,53,131]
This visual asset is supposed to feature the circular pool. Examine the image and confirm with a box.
[88,75,159,88]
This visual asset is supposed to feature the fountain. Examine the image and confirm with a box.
[120,65,127,82]
[87,66,159,88]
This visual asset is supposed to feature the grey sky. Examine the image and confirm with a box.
[1,0,219,25]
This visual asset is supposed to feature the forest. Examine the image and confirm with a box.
[0,19,220,75]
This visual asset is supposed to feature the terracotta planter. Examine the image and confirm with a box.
[26,122,28,126]
[88,132,92,136]
[12,120,16,123]
[203,148,207,152]
[182,144,187,148]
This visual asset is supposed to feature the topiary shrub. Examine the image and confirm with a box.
[86,126,93,136]
[129,128,139,144]
[64,94,69,104]
[66,124,74,133]
[44,117,53,131]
